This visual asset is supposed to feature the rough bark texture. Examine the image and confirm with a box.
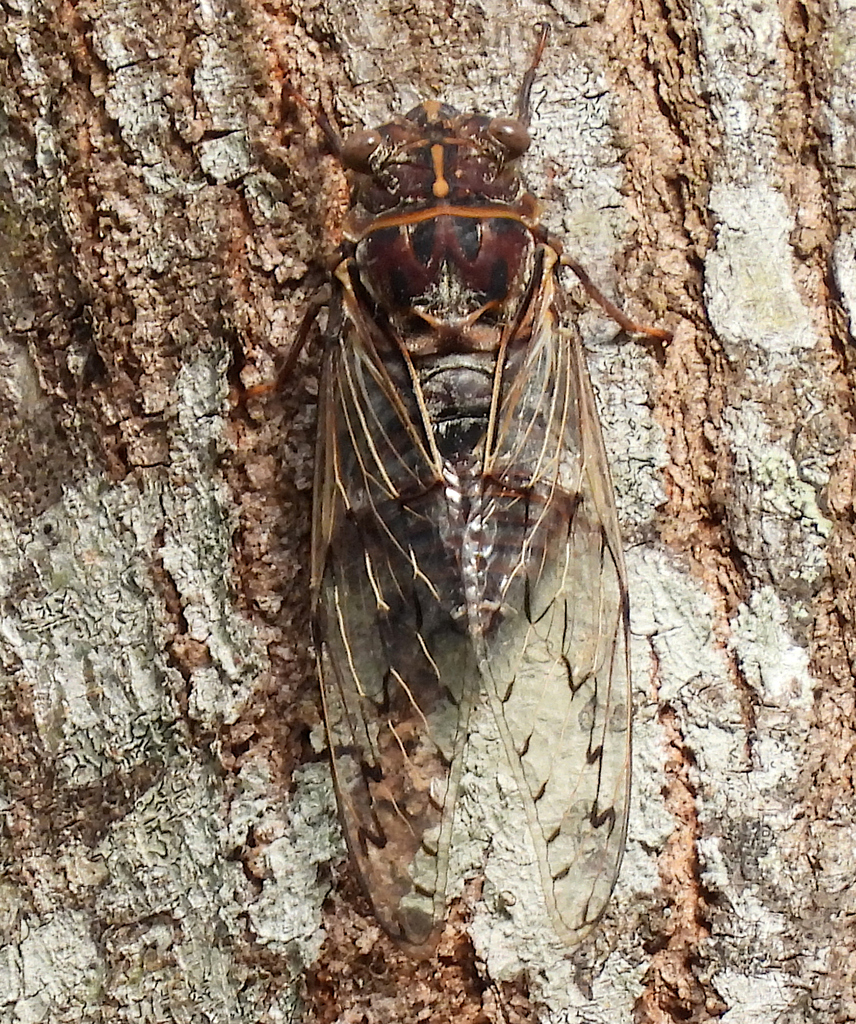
[1,0,854,1022]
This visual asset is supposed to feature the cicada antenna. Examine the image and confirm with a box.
[515,22,550,126]
[283,81,343,158]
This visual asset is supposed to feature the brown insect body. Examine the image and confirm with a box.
[338,110,540,375]
[311,30,645,952]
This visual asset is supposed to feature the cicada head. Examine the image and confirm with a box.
[340,102,534,213]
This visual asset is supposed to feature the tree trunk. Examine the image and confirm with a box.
[1,0,854,1022]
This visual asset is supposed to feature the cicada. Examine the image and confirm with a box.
[305,25,668,953]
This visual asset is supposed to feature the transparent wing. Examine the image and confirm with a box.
[312,270,479,951]
[478,246,631,945]
[314,248,630,951]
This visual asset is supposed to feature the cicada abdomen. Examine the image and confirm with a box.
[309,25,665,952]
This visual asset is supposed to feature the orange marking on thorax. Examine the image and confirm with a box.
[420,100,443,121]
[431,144,450,198]
[358,203,536,238]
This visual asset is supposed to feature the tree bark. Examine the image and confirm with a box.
[1,0,854,1022]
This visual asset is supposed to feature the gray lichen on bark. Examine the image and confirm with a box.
[1,0,855,1021]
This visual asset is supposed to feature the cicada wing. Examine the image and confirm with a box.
[480,246,631,945]
[312,282,477,950]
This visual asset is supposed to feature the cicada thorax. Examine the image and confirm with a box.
[338,102,552,503]
[340,103,544,354]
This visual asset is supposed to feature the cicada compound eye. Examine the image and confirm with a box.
[487,117,531,158]
[341,128,383,172]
